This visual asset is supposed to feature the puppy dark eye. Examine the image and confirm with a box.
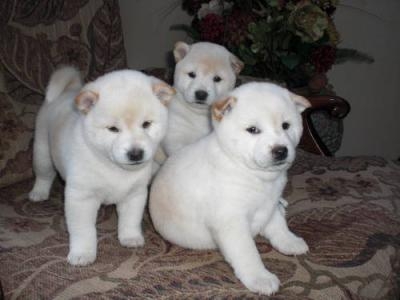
[246,126,261,134]
[282,122,290,130]
[108,126,120,133]
[188,72,196,78]
[142,121,152,129]
[213,76,222,82]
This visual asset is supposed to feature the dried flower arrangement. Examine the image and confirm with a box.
[173,0,373,88]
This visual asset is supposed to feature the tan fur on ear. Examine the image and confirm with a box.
[212,97,237,121]
[152,82,176,106]
[230,54,244,75]
[75,91,99,114]
[289,92,311,113]
[173,41,190,62]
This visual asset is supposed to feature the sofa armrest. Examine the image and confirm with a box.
[299,95,351,156]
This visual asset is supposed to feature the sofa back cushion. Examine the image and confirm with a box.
[0,0,127,188]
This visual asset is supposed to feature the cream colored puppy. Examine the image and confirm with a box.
[29,66,175,266]
[150,82,310,295]
[161,41,243,156]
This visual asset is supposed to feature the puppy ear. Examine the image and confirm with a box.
[290,92,311,113]
[75,90,99,114]
[152,80,176,106]
[230,54,244,75]
[212,96,237,122]
[173,41,190,62]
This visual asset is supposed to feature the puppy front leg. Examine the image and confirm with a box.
[65,189,101,266]
[116,189,147,247]
[213,220,280,295]
[263,200,309,255]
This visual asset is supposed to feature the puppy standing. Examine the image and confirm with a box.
[150,82,310,295]
[29,67,175,266]
[161,41,243,156]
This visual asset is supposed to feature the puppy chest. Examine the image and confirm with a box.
[245,186,283,235]
[211,191,280,236]
[93,175,147,205]
[249,203,277,235]
[171,106,211,133]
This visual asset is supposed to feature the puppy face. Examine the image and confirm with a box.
[173,41,243,106]
[212,82,310,171]
[75,71,175,170]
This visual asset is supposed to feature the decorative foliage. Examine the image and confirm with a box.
[87,0,127,80]
[175,0,373,87]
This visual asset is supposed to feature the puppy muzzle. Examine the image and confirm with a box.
[272,145,288,163]
[194,90,208,103]
[127,148,145,164]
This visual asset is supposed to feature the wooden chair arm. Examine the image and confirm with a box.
[299,95,351,156]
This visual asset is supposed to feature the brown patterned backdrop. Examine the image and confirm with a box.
[0,0,127,188]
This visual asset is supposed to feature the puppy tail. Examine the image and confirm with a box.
[45,66,82,103]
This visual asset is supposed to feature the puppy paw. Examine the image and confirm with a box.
[273,235,309,256]
[29,189,49,202]
[67,250,96,266]
[119,234,145,248]
[240,270,280,295]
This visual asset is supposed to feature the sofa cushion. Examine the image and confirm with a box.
[1,151,399,299]
[0,89,36,188]
[0,0,127,188]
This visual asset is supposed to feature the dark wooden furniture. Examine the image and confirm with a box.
[300,95,350,156]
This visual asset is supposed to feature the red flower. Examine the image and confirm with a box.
[310,45,336,73]
[199,13,224,43]
[225,9,255,46]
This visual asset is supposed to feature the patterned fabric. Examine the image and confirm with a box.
[1,151,399,299]
[0,0,127,188]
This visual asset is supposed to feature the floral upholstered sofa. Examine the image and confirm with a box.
[1,1,399,299]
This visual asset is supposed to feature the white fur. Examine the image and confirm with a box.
[162,41,242,156]
[29,67,173,266]
[150,82,310,295]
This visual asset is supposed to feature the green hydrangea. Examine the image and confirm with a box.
[289,3,329,43]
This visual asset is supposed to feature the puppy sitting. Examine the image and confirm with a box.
[29,67,175,266]
[150,82,310,295]
[162,41,243,156]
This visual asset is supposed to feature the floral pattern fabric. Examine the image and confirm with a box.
[0,0,127,188]
[0,150,399,299]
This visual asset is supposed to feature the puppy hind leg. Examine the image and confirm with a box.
[29,116,56,202]
[213,220,280,295]
[263,200,309,256]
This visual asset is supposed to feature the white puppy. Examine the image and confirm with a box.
[29,66,175,266]
[161,41,243,156]
[150,82,311,295]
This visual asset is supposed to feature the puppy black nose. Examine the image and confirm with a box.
[195,90,208,101]
[127,148,144,162]
[272,146,288,161]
